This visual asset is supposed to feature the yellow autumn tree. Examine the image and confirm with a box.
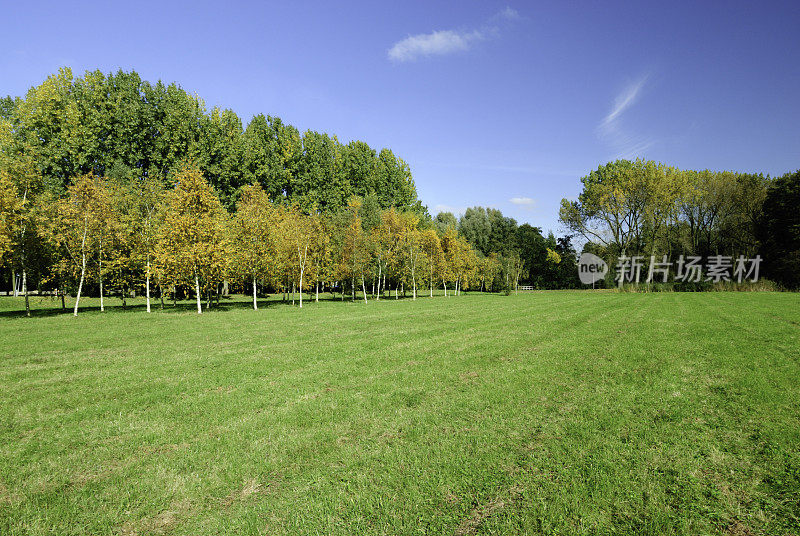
[0,116,43,316]
[338,197,371,303]
[398,211,421,299]
[278,205,322,308]
[439,226,458,297]
[0,171,20,267]
[44,175,109,316]
[155,164,229,314]
[419,227,442,297]
[230,183,276,310]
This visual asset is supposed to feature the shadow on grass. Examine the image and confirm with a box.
[0,292,382,319]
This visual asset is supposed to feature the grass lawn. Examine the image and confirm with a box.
[1,291,799,535]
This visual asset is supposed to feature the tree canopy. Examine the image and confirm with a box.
[3,67,423,213]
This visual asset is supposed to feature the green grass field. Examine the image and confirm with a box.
[1,291,799,535]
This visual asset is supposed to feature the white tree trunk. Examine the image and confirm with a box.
[22,268,29,317]
[299,274,303,308]
[195,270,202,314]
[146,258,151,313]
[362,275,367,304]
[73,225,88,317]
[74,251,86,317]
[411,248,416,300]
[253,277,258,310]
[297,245,310,309]
[376,262,381,301]
[315,281,319,302]
[443,278,448,298]
[99,239,104,312]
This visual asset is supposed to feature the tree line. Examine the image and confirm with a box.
[0,163,556,316]
[559,159,800,288]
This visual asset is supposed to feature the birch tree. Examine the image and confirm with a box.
[399,212,421,299]
[155,164,229,314]
[439,226,458,297]
[377,208,404,299]
[107,175,165,312]
[48,175,107,316]
[230,183,275,310]
[339,198,371,303]
[279,205,321,308]
[419,227,442,297]
[93,179,114,312]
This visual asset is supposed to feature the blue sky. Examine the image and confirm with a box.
[3,1,799,233]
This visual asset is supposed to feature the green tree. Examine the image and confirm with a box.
[434,211,458,234]
[242,114,301,202]
[486,208,517,254]
[459,207,492,255]
[559,159,653,256]
[758,170,800,289]
[198,108,244,208]
[297,130,348,211]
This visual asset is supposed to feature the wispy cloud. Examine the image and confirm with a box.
[597,75,654,159]
[388,30,483,62]
[491,7,521,22]
[510,196,535,209]
[388,7,520,62]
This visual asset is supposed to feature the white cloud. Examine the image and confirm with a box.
[388,7,519,62]
[510,197,535,211]
[388,30,483,62]
[597,75,654,159]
